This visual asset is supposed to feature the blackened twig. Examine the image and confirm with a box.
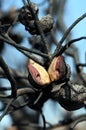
[27,0,50,55]
[0,35,45,65]
[69,115,86,130]
[17,88,35,97]
[12,122,43,129]
[53,13,86,58]
[0,98,14,121]
[76,63,86,67]
[0,87,11,91]
[40,110,46,130]
[9,100,30,114]
[0,56,17,97]
[1,34,49,58]
[60,13,86,44]
[66,46,86,85]
[54,36,86,57]
[46,114,86,130]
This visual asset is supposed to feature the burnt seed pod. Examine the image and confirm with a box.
[18,1,54,35]
[39,15,54,33]
[19,5,54,35]
[18,2,38,25]
[25,14,54,35]
[28,59,50,89]
[58,84,85,111]
[27,56,69,89]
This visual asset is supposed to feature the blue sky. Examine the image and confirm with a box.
[65,0,86,65]
[0,0,86,129]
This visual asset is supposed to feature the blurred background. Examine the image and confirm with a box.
[0,0,86,130]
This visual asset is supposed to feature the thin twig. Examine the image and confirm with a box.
[40,110,46,130]
[0,56,17,97]
[0,98,14,121]
[27,0,50,55]
[0,87,11,91]
[69,115,86,130]
[1,34,49,58]
[60,13,86,44]
[53,13,86,58]
[76,63,86,67]
[17,88,35,97]
[0,35,45,65]
[53,36,86,57]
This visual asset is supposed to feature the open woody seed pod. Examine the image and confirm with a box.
[28,59,50,89]
[18,2,38,25]
[25,14,54,34]
[19,4,54,35]
[48,56,67,82]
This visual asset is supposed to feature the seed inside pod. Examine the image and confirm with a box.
[28,59,50,87]
[48,56,66,82]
